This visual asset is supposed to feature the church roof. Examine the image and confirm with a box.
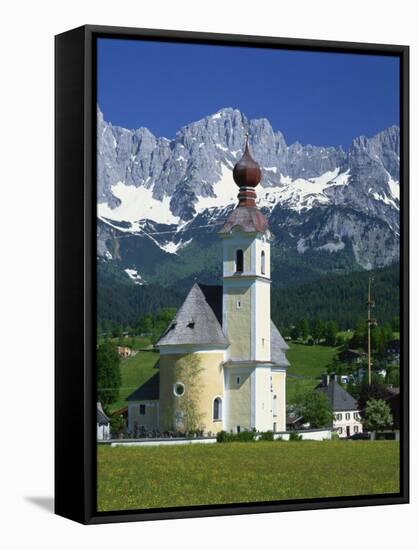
[157,284,288,366]
[218,206,269,235]
[127,372,160,401]
[316,379,359,412]
[156,283,229,347]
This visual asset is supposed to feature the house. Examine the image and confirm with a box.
[386,339,400,361]
[117,346,137,358]
[338,348,366,365]
[316,375,363,438]
[97,401,110,440]
[128,139,290,435]
[127,372,160,436]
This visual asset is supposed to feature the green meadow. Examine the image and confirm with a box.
[109,348,158,412]
[286,342,338,404]
[97,440,399,511]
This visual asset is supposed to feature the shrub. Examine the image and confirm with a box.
[331,432,340,441]
[236,430,255,442]
[289,431,303,441]
[259,430,274,441]
[216,430,235,443]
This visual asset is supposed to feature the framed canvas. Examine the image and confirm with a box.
[55,24,409,524]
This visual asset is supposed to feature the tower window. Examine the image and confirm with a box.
[261,250,266,275]
[235,249,244,273]
[213,397,222,421]
[139,404,146,415]
[236,300,241,309]
[236,376,241,385]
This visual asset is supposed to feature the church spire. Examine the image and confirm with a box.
[232,134,262,208]
[219,135,268,235]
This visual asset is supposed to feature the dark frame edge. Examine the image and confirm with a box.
[55,25,90,525]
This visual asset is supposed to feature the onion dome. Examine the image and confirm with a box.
[232,136,262,207]
[218,136,269,235]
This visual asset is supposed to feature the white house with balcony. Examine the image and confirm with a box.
[316,375,363,438]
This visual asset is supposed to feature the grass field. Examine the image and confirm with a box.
[286,342,338,404]
[110,349,158,412]
[97,441,400,511]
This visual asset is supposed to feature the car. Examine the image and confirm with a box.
[350,431,371,440]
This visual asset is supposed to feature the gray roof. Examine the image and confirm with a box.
[156,283,229,347]
[271,321,290,367]
[97,402,110,425]
[271,320,289,349]
[127,372,160,401]
[156,284,289,367]
[316,380,359,411]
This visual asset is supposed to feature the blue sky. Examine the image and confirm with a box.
[97,38,399,149]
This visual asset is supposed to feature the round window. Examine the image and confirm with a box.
[173,382,185,397]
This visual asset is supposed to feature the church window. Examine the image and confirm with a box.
[273,395,278,417]
[213,397,222,421]
[261,250,266,274]
[235,249,244,273]
[173,382,185,397]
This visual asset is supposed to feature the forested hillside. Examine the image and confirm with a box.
[97,261,399,333]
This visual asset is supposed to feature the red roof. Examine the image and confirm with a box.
[218,206,269,234]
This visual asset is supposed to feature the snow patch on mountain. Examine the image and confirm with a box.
[159,238,193,255]
[98,181,180,225]
[124,268,145,285]
[195,164,238,213]
[387,175,400,201]
[257,168,350,212]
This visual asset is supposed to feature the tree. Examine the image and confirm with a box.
[351,318,367,349]
[311,319,325,343]
[290,325,300,341]
[97,340,121,406]
[299,391,334,428]
[325,320,338,346]
[363,399,393,431]
[174,354,204,434]
[357,381,389,414]
[298,319,310,341]
[392,316,400,332]
[111,325,123,338]
[386,368,400,388]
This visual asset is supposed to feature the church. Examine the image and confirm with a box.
[127,139,290,436]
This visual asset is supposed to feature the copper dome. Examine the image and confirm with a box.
[233,138,262,189]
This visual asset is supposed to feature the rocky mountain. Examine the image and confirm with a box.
[97,106,400,288]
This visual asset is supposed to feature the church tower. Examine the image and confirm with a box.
[219,137,271,363]
[219,137,279,433]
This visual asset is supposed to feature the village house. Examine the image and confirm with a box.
[127,139,290,435]
[316,375,363,438]
[97,401,110,441]
[117,345,137,358]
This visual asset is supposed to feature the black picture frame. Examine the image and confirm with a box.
[55,24,409,525]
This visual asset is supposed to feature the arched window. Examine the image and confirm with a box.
[261,250,266,275]
[235,249,244,273]
[213,397,222,421]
